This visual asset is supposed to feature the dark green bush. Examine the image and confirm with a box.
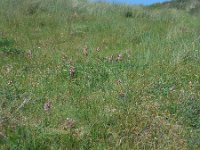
[0,38,24,56]
[26,1,41,15]
[0,47,24,55]
[125,11,133,18]
[0,38,14,47]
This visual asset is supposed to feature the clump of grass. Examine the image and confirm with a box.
[0,38,24,56]
[0,38,14,47]
[26,1,42,15]
[0,47,24,56]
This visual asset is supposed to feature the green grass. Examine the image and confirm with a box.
[0,0,200,149]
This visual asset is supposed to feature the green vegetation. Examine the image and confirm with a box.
[0,0,199,149]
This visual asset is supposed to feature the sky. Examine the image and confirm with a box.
[93,0,171,5]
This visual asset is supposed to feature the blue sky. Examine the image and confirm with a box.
[93,0,171,5]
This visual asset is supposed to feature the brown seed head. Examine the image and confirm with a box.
[169,85,176,92]
[116,79,122,85]
[65,118,76,129]
[96,47,100,52]
[27,50,33,59]
[116,54,123,61]
[107,55,114,62]
[69,66,75,78]
[8,80,13,85]
[189,81,192,89]
[62,53,68,61]
[119,90,125,98]
[83,46,88,56]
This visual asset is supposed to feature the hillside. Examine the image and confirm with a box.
[151,0,200,14]
[0,0,200,149]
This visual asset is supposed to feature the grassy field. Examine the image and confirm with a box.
[0,0,199,149]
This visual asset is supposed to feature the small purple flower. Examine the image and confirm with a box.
[44,101,51,111]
